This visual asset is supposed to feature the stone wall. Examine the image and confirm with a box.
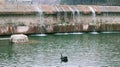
[0,5,120,35]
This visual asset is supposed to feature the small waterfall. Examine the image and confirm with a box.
[88,6,96,23]
[68,6,75,23]
[88,6,98,32]
[34,5,45,26]
[103,6,109,17]
[105,6,109,22]
[34,5,46,33]
[101,6,109,23]
[55,6,61,22]
[74,7,81,23]
[61,7,67,24]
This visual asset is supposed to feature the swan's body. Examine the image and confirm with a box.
[60,53,68,63]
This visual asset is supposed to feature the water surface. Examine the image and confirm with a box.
[0,33,120,67]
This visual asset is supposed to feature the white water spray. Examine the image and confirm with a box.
[74,7,81,23]
[88,6,97,32]
[61,7,67,23]
[88,6,96,23]
[55,6,61,21]
[34,5,45,27]
[68,6,75,23]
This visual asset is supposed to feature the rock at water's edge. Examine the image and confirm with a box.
[11,34,29,44]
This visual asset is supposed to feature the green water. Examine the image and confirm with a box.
[0,33,120,67]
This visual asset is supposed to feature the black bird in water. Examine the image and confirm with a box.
[60,53,68,63]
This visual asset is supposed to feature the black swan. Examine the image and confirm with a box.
[60,53,68,63]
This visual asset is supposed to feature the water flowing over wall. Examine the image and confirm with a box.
[0,5,120,35]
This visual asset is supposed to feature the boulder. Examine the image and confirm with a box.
[11,34,29,44]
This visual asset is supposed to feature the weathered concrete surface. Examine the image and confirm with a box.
[0,5,119,14]
[0,5,119,25]
[0,5,119,35]
[0,5,36,14]
[0,0,4,5]
[0,23,120,35]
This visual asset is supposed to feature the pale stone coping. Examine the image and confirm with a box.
[0,5,119,14]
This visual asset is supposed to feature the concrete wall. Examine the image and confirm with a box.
[0,5,120,35]
[0,0,4,4]
[0,13,119,25]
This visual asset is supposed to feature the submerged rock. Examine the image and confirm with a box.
[11,34,29,44]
